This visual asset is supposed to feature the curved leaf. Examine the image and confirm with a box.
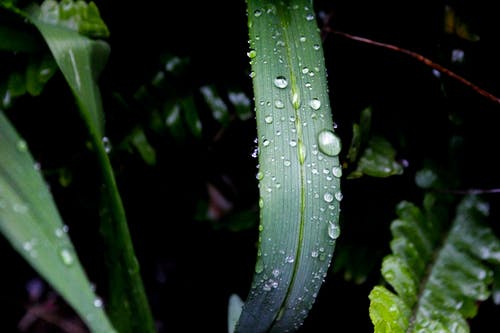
[235,0,342,332]
[0,111,116,333]
[369,193,500,332]
[3,2,156,332]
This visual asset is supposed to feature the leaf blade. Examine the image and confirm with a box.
[0,111,116,333]
[236,1,342,331]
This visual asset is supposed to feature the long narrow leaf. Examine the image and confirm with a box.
[369,193,500,332]
[235,1,342,332]
[18,2,156,332]
[0,111,116,333]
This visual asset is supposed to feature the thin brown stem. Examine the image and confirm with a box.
[322,27,500,105]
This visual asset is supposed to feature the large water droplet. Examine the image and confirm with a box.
[309,98,321,110]
[335,191,343,201]
[247,50,257,58]
[256,171,264,180]
[317,130,341,157]
[328,222,340,239]
[274,76,288,89]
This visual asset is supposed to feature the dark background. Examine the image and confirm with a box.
[1,0,500,332]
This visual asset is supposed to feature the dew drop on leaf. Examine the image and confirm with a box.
[323,192,334,203]
[59,248,74,266]
[332,166,342,178]
[274,76,288,89]
[309,98,321,110]
[274,99,284,109]
[317,130,341,157]
[264,115,273,124]
[327,222,340,240]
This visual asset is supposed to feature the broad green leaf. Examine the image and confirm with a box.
[235,1,342,332]
[0,111,116,333]
[369,193,500,332]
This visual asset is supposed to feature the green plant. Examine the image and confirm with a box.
[1,0,499,332]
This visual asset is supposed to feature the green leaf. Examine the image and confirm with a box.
[348,136,404,179]
[236,1,342,332]
[369,193,500,332]
[34,0,110,38]
[19,2,156,332]
[0,111,116,333]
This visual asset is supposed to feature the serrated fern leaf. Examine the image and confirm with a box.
[369,193,500,333]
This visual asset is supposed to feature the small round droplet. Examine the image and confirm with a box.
[102,137,112,153]
[264,115,273,124]
[289,140,297,147]
[59,248,74,266]
[17,140,28,152]
[309,98,321,110]
[256,171,264,180]
[305,13,315,21]
[299,36,307,43]
[332,166,343,178]
[94,297,103,308]
[328,222,340,240]
[302,67,309,74]
[272,269,280,277]
[247,50,257,58]
[262,139,270,147]
[259,197,264,208]
[313,44,320,51]
[274,100,284,109]
[335,191,343,201]
[274,76,288,89]
[284,160,291,167]
[317,130,341,157]
[254,9,263,17]
[323,192,334,203]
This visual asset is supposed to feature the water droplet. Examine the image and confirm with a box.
[328,222,340,239]
[254,9,262,17]
[285,255,295,263]
[249,71,256,78]
[299,36,307,43]
[305,13,315,21]
[247,50,257,58]
[335,191,343,201]
[309,98,321,110]
[102,137,112,153]
[272,269,280,277]
[323,192,334,203]
[317,130,341,157]
[59,248,74,266]
[258,224,264,232]
[289,140,297,147]
[274,99,284,109]
[259,197,264,208]
[302,67,309,74]
[17,140,28,152]
[262,139,270,147]
[274,76,288,89]
[313,44,320,51]
[332,166,343,178]
[94,297,103,308]
[264,115,273,124]
[311,250,319,258]
[256,171,264,180]
[284,160,291,167]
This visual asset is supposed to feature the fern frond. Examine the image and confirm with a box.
[369,193,500,332]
